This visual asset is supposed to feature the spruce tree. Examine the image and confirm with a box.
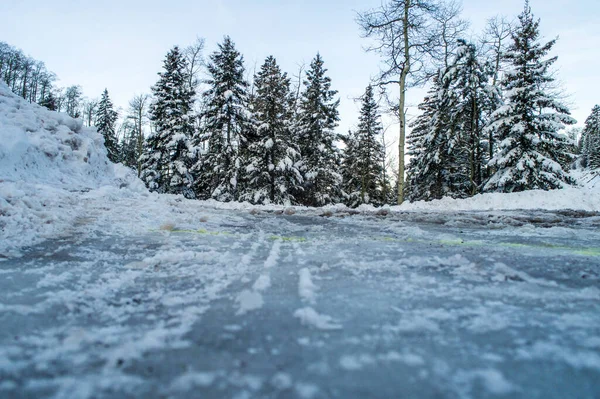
[141,46,196,197]
[446,39,501,194]
[194,36,250,201]
[582,105,600,170]
[95,88,119,163]
[342,85,386,207]
[241,56,303,205]
[119,120,138,170]
[297,53,342,206]
[483,2,576,192]
[405,72,465,202]
[341,130,359,206]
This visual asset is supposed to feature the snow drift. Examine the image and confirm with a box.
[395,172,600,212]
[0,81,139,189]
[0,81,144,255]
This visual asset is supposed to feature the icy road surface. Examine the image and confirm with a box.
[1,205,600,399]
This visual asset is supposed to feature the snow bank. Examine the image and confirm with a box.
[184,177,600,216]
[396,185,600,212]
[0,81,144,255]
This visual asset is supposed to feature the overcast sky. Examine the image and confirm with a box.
[2,0,598,138]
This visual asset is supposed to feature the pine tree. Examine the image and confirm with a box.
[341,130,360,206]
[95,89,119,163]
[297,53,342,206]
[240,56,303,205]
[119,120,138,170]
[141,46,196,197]
[483,2,576,192]
[194,36,250,201]
[446,39,501,194]
[405,72,466,202]
[342,85,386,207]
[582,105,600,170]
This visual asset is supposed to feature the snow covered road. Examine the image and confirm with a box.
[1,205,600,399]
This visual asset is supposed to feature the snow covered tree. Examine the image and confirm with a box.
[240,56,303,205]
[141,46,196,197]
[405,72,466,201]
[296,53,342,207]
[342,85,386,207]
[39,90,57,111]
[406,40,502,202]
[193,36,250,201]
[119,119,138,169]
[581,105,600,170]
[95,89,119,163]
[340,130,359,205]
[483,2,576,193]
[446,39,501,194]
[64,85,82,119]
[126,94,150,176]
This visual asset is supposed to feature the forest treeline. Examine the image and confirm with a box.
[1,0,598,207]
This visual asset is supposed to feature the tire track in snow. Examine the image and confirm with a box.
[294,267,342,330]
[235,232,275,315]
[238,230,265,268]
[263,239,281,269]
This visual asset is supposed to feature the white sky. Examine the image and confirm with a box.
[1,0,598,139]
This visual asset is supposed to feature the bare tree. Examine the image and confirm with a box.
[128,94,150,176]
[82,98,98,127]
[184,37,205,93]
[481,16,513,86]
[432,0,470,69]
[479,16,513,160]
[64,85,83,118]
[291,62,306,118]
[357,0,443,204]
[381,124,398,204]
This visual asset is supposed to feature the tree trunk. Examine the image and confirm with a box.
[470,97,477,195]
[136,108,144,177]
[397,0,410,205]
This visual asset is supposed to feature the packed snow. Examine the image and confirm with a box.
[1,81,600,398]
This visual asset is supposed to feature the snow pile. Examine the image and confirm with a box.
[396,184,600,212]
[0,81,137,188]
[0,80,144,255]
[393,169,600,212]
